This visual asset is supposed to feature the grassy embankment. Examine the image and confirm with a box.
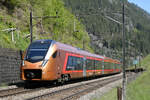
[92,55,150,100]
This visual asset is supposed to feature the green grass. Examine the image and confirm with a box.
[91,55,150,100]
[126,55,150,100]
[0,0,93,52]
[126,72,150,100]
[141,55,150,70]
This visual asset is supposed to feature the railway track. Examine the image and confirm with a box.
[0,87,25,98]
[0,72,140,100]
[0,87,45,99]
[26,74,122,100]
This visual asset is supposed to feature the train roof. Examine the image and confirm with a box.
[33,39,120,62]
[55,42,120,63]
[55,41,104,59]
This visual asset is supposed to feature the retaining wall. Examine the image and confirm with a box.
[0,48,22,85]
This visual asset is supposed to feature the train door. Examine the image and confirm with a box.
[114,63,116,72]
[102,60,104,74]
[93,60,96,76]
[83,57,86,77]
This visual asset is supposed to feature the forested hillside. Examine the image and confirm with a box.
[63,0,150,60]
[0,0,92,52]
[0,0,150,63]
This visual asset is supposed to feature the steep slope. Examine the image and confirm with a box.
[0,0,93,52]
[63,0,150,59]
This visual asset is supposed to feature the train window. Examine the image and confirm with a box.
[111,63,114,69]
[52,51,57,58]
[116,64,118,69]
[114,64,116,69]
[73,56,77,67]
[93,60,95,69]
[29,42,51,49]
[75,57,83,70]
[26,49,47,63]
[95,60,101,70]
[66,56,74,70]
[66,56,83,71]
[109,63,113,69]
[25,41,51,63]
[86,59,94,70]
[95,60,98,70]
[118,64,121,69]
[104,62,106,69]
[108,63,111,69]
[113,63,115,69]
[104,62,110,69]
[86,59,90,70]
[115,64,117,69]
[92,60,95,69]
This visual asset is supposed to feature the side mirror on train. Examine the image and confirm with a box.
[52,51,57,58]
[20,50,25,66]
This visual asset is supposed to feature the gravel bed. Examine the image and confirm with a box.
[126,72,142,84]
[78,72,141,100]
[1,73,122,100]
[78,79,122,100]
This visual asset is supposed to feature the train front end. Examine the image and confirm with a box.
[21,40,57,81]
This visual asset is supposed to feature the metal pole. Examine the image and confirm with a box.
[11,30,14,42]
[139,52,141,67]
[129,40,131,66]
[134,46,136,71]
[134,37,137,70]
[122,0,126,100]
[30,11,33,43]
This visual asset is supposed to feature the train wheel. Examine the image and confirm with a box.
[57,74,70,84]
[57,77,65,84]
[64,74,70,81]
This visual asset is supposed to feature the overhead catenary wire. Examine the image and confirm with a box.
[29,10,59,43]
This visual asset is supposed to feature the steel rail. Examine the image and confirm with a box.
[0,87,44,98]
[26,75,122,100]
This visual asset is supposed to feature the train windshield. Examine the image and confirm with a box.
[25,41,52,63]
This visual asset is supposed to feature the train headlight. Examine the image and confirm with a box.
[41,60,48,67]
[26,72,35,79]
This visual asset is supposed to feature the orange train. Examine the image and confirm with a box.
[21,39,121,84]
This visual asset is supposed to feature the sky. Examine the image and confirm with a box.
[128,0,150,13]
